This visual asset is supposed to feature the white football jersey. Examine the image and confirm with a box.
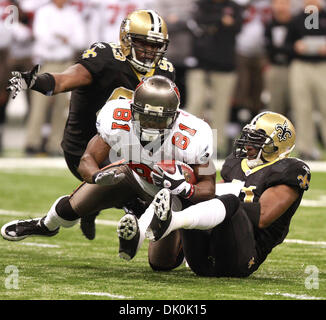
[96,99,213,196]
[88,0,150,45]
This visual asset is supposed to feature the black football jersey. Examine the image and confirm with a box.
[221,154,311,264]
[61,42,176,156]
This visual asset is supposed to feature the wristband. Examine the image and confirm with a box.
[242,202,261,227]
[32,73,55,96]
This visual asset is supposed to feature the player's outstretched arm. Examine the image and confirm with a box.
[7,63,92,98]
[52,63,92,93]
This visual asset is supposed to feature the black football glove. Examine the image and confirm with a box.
[7,64,40,99]
[151,163,194,198]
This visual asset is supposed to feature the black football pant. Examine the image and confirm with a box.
[181,205,259,277]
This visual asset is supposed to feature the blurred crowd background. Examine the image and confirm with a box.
[0,0,326,160]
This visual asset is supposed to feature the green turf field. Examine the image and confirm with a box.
[0,163,325,301]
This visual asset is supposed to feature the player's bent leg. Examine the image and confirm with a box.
[80,211,99,240]
[1,195,82,241]
[146,188,173,241]
[148,230,184,271]
[185,205,259,278]
[117,213,141,261]
[1,217,59,241]
[64,151,99,240]
[180,229,216,276]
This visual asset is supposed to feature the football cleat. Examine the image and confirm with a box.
[80,212,99,240]
[1,217,59,241]
[145,188,172,241]
[117,213,140,261]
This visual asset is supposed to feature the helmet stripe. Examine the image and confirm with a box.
[147,10,161,33]
[251,111,269,125]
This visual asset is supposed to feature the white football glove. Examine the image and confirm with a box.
[93,169,125,186]
[151,163,194,198]
[7,64,40,99]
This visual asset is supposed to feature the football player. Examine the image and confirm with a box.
[6,9,175,240]
[145,112,311,277]
[1,76,218,268]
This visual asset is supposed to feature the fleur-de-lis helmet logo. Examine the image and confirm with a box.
[275,121,292,142]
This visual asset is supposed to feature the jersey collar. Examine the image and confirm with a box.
[131,65,156,81]
[241,158,280,176]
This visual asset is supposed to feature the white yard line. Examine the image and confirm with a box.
[0,209,36,216]
[1,210,326,248]
[301,199,326,207]
[78,291,132,299]
[0,158,325,171]
[19,242,60,248]
[265,292,324,300]
[284,239,326,247]
[0,157,67,169]
[96,219,118,227]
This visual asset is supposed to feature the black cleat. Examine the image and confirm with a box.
[80,212,99,240]
[1,217,59,241]
[117,214,140,261]
[145,188,172,242]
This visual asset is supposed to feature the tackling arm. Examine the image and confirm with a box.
[191,161,216,203]
[257,184,300,229]
[7,63,93,98]
[52,63,93,93]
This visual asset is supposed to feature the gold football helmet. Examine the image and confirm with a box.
[120,9,169,73]
[234,111,296,163]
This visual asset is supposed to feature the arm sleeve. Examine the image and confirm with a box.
[267,160,311,191]
[77,42,112,80]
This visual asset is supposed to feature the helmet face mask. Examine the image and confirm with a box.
[131,76,180,144]
[234,125,277,159]
[132,103,176,130]
[130,37,167,71]
[120,10,169,73]
[234,112,296,166]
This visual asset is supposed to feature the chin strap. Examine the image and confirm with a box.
[246,149,264,169]
[128,50,154,73]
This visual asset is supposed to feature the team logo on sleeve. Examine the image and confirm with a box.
[82,47,97,59]
[297,165,311,190]
[275,121,292,142]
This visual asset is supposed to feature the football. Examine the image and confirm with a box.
[155,160,197,184]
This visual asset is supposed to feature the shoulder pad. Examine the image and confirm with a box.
[269,158,311,191]
[78,42,124,77]
[156,58,175,80]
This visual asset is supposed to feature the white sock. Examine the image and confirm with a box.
[169,198,226,232]
[136,203,155,251]
[43,196,80,231]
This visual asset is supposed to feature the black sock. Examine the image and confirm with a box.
[55,196,80,221]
